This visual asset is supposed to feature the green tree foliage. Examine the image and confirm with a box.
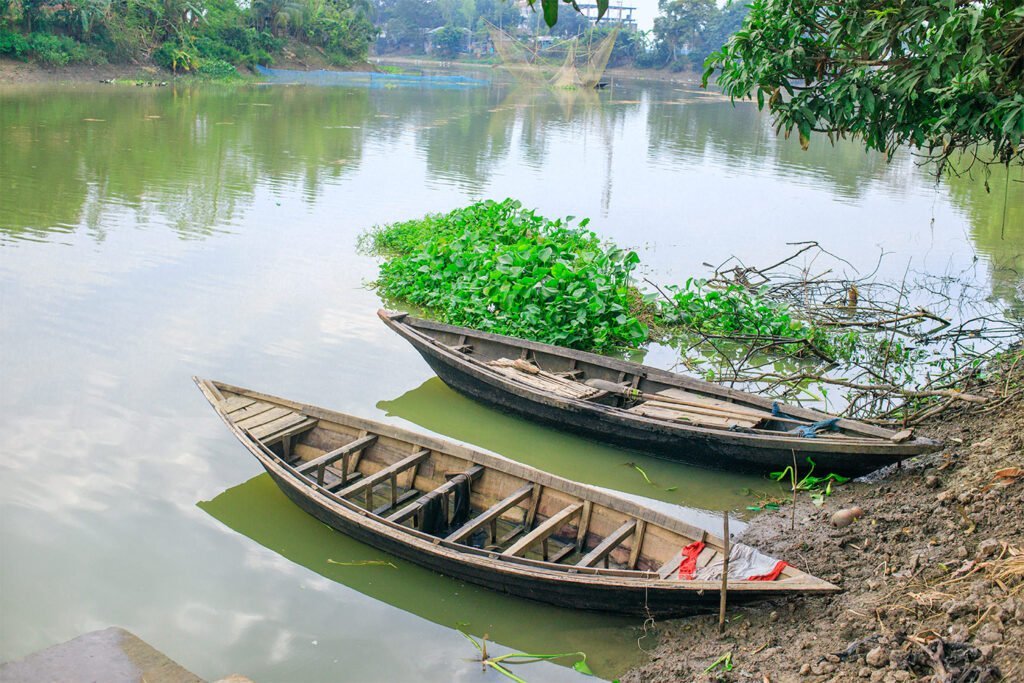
[653,0,713,65]
[0,0,375,68]
[704,0,1024,169]
[430,24,463,58]
[651,0,748,70]
[374,0,443,52]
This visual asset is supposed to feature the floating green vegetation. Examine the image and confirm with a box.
[363,200,1022,423]
[459,629,593,682]
[364,199,647,351]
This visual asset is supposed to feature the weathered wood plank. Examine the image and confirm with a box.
[237,407,291,431]
[336,449,431,499]
[503,503,583,557]
[251,412,307,440]
[446,484,534,543]
[577,520,637,568]
[228,401,277,423]
[295,435,378,475]
[262,417,317,446]
[220,396,256,414]
[628,520,647,569]
[386,466,485,525]
[372,488,420,516]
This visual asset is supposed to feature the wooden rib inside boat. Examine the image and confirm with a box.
[196,377,839,616]
[377,310,943,477]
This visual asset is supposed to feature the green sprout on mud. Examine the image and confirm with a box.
[769,457,850,494]
[458,629,593,682]
[756,457,852,517]
[702,651,733,674]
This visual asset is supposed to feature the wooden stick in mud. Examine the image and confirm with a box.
[719,510,729,634]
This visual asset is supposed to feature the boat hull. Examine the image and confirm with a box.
[263,463,786,616]
[380,312,937,477]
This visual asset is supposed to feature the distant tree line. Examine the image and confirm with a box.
[373,0,749,74]
[0,0,376,71]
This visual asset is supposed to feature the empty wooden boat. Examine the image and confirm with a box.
[378,310,941,477]
[196,378,838,616]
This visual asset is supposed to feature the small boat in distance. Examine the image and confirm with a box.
[196,378,838,616]
[377,310,941,477]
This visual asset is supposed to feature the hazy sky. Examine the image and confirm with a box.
[625,0,660,31]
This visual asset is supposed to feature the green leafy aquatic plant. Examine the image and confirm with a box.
[459,629,593,682]
[654,278,841,362]
[770,457,851,510]
[367,199,648,351]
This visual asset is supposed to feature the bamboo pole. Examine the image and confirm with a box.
[718,510,730,633]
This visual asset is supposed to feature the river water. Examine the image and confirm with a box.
[0,75,1020,681]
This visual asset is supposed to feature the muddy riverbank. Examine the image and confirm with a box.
[623,369,1023,683]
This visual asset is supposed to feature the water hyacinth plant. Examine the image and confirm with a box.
[365,199,648,351]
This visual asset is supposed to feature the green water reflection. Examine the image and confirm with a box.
[380,378,771,518]
[199,474,645,679]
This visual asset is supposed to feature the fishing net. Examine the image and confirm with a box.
[579,28,618,88]
[486,21,619,90]
[549,40,579,88]
[487,22,547,83]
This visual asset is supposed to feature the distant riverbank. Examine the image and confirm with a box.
[0,54,377,85]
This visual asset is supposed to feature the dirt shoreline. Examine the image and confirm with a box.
[0,58,172,84]
[0,55,374,84]
[623,382,1023,682]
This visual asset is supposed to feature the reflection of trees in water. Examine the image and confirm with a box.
[410,84,517,193]
[645,91,1023,314]
[407,83,635,196]
[645,97,897,199]
[0,86,373,242]
[945,166,1024,315]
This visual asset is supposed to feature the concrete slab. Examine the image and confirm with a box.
[0,627,204,683]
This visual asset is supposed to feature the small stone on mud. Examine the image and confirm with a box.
[925,475,940,488]
[977,538,1001,558]
[798,663,811,675]
[865,646,888,667]
[831,508,863,527]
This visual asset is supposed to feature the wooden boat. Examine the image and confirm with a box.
[378,310,942,477]
[196,378,838,616]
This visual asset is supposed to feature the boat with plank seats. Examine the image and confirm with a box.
[196,378,838,616]
[377,310,942,477]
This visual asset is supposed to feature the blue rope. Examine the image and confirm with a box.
[774,402,841,438]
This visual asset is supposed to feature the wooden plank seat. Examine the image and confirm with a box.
[577,519,637,568]
[487,358,603,400]
[386,465,485,525]
[628,387,766,430]
[446,484,534,543]
[503,503,583,558]
[219,395,257,414]
[335,449,432,508]
[296,434,378,487]
[251,413,314,441]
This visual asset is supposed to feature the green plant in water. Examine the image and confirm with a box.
[769,457,850,508]
[327,558,397,568]
[458,629,593,682]
[365,199,648,351]
[654,278,841,361]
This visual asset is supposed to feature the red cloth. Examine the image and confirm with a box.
[746,560,788,581]
[677,541,705,580]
